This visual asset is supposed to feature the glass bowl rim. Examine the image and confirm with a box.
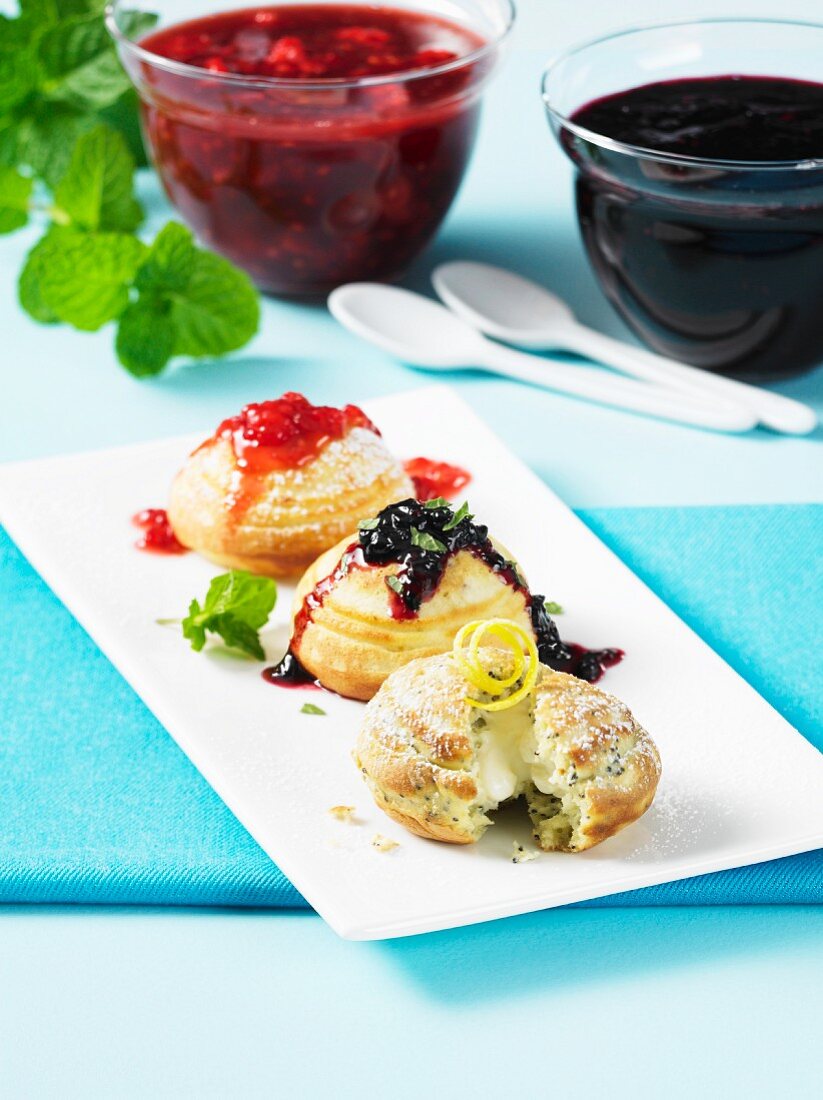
[105,0,516,91]
[542,16,823,173]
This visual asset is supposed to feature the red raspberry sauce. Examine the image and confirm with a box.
[135,5,488,296]
[148,5,463,80]
[403,457,471,501]
[207,391,379,516]
[132,509,188,554]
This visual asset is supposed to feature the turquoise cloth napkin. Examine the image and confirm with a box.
[1,504,820,908]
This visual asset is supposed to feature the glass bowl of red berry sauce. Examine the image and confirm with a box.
[107,0,514,297]
[543,19,823,380]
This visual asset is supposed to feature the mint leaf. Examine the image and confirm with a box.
[358,517,379,531]
[410,526,447,553]
[98,87,151,168]
[0,167,33,234]
[442,501,472,530]
[423,497,449,509]
[18,229,65,322]
[115,298,175,377]
[19,0,102,19]
[130,222,260,364]
[181,598,208,652]
[4,107,99,186]
[134,221,195,292]
[171,245,260,357]
[300,703,326,716]
[38,14,130,110]
[0,46,37,114]
[54,124,142,231]
[212,615,266,660]
[544,600,564,615]
[385,575,405,596]
[34,230,147,330]
[180,571,277,659]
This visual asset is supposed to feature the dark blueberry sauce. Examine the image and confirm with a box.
[566,75,823,379]
[572,75,823,162]
[261,650,320,688]
[263,499,623,687]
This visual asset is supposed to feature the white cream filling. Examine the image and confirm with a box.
[475,698,535,804]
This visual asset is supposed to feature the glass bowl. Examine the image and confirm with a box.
[107,0,514,298]
[543,19,823,380]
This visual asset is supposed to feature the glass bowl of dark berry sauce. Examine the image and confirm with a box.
[107,0,514,297]
[543,19,823,380]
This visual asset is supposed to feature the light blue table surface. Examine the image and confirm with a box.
[2,0,822,1095]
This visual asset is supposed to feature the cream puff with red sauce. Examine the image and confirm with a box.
[168,393,413,577]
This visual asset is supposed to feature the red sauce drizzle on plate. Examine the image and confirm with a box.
[132,508,188,554]
[403,457,471,501]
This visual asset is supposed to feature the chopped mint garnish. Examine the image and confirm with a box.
[423,497,450,509]
[385,575,405,596]
[544,600,564,615]
[410,527,447,553]
[442,501,473,530]
[358,517,379,531]
[300,703,326,716]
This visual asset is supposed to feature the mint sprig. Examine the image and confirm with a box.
[1,6,262,378]
[180,571,278,660]
[117,223,259,375]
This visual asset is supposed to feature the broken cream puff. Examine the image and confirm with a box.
[355,621,660,851]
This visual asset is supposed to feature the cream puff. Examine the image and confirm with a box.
[355,637,661,852]
[167,393,413,577]
[273,498,621,700]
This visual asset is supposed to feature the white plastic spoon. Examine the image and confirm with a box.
[329,284,757,433]
[432,261,818,436]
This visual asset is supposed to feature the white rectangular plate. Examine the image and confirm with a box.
[1,385,822,939]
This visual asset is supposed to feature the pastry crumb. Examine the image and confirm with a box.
[511,842,539,864]
[328,805,356,822]
[372,833,400,853]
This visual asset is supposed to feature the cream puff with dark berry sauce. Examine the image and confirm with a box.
[267,498,623,700]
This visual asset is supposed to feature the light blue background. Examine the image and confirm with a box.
[1,0,822,1095]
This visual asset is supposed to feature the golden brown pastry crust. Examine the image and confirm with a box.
[529,670,661,851]
[355,650,661,852]
[167,428,413,577]
[291,536,535,700]
[355,653,483,843]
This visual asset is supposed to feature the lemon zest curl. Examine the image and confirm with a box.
[451,618,539,712]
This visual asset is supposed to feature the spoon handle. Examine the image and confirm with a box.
[564,323,817,436]
[478,343,756,433]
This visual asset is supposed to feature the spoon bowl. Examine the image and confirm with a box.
[328,283,485,368]
[434,261,577,345]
